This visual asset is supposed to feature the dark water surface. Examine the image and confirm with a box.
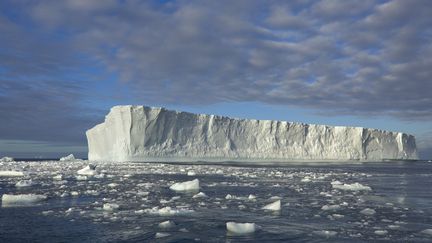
[1,160,432,242]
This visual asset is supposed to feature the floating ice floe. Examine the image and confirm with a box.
[103,203,120,211]
[374,230,388,236]
[226,222,256,235]
[75,175,88,181]
[420,229,432,236]
[360,208,376,215]
[53,174,63,180]
[141,206,194,216]
[169,179,199,191]
[155,232,170,238]
[248,194,256,200]
[15,180,33,188]
[262,200,281,211]
[321,205,340,211]
[331,182,371,191]
[77,165,97,176]
[2,194,47,206]
[312,230,337,237]
[0,157,14,162]
[192,192,208,198]
[59,154,75,161]
[187,171,196,176]
[158,220,175,229]
[0,171,24,177]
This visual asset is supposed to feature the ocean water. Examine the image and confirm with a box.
[1,159,432,242]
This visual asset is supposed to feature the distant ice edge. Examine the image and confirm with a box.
[86,105,418,162]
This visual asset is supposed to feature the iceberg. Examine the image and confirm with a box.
[86,105,418,162]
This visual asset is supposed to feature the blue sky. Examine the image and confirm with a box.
[0,0,431,159]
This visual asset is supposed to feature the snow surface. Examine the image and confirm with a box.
[86,105,418,162]
[169,179,199,191]
[226,222,256,234]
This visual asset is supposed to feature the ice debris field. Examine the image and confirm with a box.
[1,157,432,242]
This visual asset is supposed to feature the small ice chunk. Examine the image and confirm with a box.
[158,220,175,229]
[321,205,340,211]
[77,165,97,176]
[374,230,388,236]
[187,171,196,176]
[169,179,199,191]
[145,206,194,216]
[192,192,208,198]
[15,180,33,188]
[71,191,79,196]
[75,175,88,181]
[360,208,376,215]
[59,154,75,161]
[137,191,150,197]
[155,232,170,238]
[0,171,24,177]
[248,194,256,200]
[107,183,118,188]
[420,229,432,236]
[226,222,256,235]
[2,194,47,206]
[103,203,120,211]
[388,225,399,229]
[53,174,63,180]
[313,230,337,237]
[332,182,371,191]
[0,157,14,162]
[262,200,281,211]
[332,214,344,219]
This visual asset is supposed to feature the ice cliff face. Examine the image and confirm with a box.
[86,105,418,162]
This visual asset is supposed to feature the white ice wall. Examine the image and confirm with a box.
[86,105,418,162]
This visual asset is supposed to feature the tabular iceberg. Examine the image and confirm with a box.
[86,105,418,162]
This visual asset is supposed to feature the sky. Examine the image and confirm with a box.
[0,0,431,159]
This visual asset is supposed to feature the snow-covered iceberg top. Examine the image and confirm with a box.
[86,105,418,162]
